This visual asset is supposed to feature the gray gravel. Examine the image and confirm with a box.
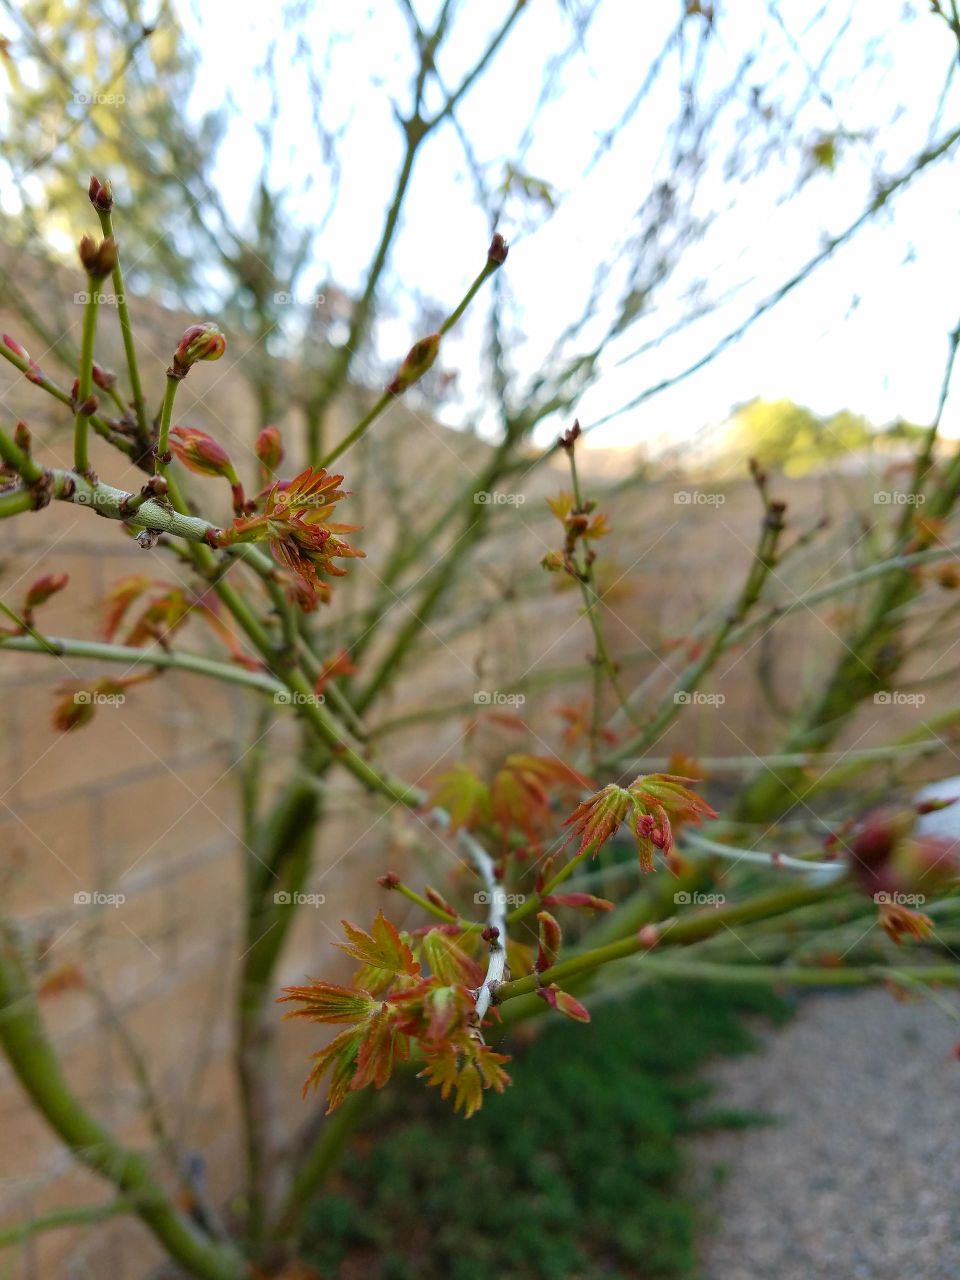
[688,988,960,1280]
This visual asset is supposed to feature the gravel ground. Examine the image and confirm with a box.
[688,988,960,1280]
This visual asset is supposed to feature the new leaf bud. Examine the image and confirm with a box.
[169,322,227,379]
[78,235,117,280]
[88,175,114,212]
[387,333,441,395]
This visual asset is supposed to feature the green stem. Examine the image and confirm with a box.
[0,924,244,1279]
[73,286,100,473]
[507,845,593,925]
[0,487,35,518]
[566,445,638,752]
[437,258,499,336]
[237,775,321,1254]
[0,1199,132,1249]
[319,390,393,470]
[96,206,148,433]
[0,341,134,457]
[0,601,60,656]
[0,423,43,485]
[623,958,960,989]
[0,632,282,694]
[272,1092,372,1243]
[320,249,503,469]
[494,881,839,1004]
[604,493,785,764]
[156,374,179,475]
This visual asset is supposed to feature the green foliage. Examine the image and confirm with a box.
[727,397,927,475]
[301,981,788,1280]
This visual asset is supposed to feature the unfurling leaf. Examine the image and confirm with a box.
[276,981,375,1025]
[336,910,419,984]
[418,1041,511,1118]
[563,773,716,871]
[427,763,491,832]
[536,983,591,1023]
[490,754,591,844]
[420,928,484,988]
[535,910,562,972]
[541,892,614,913]
[313,648,357,695]
[219,466,363,596]
[100,575,152,641]
[23,573,68,617]
[280,913,511,1117]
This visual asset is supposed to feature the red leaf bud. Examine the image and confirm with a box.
[170,426,237,481]
[170,322,227,378]
[387,333,441,395]
[255,425,284,473]
[487,232,509,266]
[88,175,114,212]
[77,234,117,280]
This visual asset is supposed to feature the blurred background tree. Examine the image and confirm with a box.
[4,0,957,468]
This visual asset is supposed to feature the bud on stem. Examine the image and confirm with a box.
[387,333,441,396]
[88,175,114,213]
[169,426,248,515]
[168,323,227,381]
[78,235,118,280]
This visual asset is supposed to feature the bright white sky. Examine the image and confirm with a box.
[174,0,960,449]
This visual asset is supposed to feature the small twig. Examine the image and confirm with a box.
[681,829,847,880]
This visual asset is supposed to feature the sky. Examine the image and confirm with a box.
[130,1,960,447]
